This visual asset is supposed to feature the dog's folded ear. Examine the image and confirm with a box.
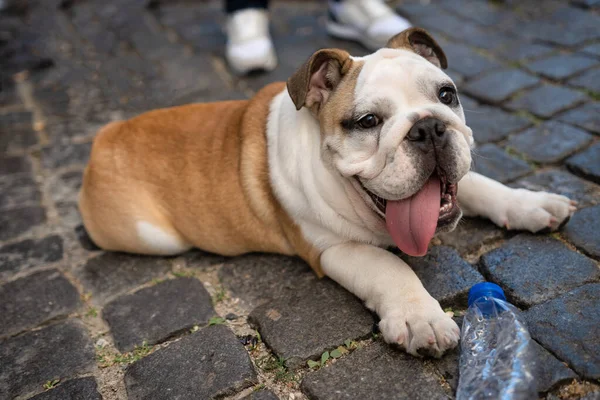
[386,28,447,69]
[287,48,352,111]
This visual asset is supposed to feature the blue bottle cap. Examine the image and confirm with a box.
[468,282,506,307]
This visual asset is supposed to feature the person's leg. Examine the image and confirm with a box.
[327,0,412,51]
[225,0,268,14]
[225,0,277,75]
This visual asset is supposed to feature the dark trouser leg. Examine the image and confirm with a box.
[225,0,269,14]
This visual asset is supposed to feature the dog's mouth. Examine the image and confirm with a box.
[357,169,460,256]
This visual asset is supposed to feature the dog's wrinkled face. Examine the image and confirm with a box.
[287,28,474,256]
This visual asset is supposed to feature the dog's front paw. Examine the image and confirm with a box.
[503,189,576,232]
[379,298,460,358]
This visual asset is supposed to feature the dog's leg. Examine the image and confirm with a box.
[457,171,576,231]
[321,243,460,357]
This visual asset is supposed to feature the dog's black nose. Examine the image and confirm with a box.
[406,117,448,152]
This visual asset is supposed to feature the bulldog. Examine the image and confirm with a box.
[79,28,575,357]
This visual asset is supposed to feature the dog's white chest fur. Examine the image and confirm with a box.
[267,91,392,251]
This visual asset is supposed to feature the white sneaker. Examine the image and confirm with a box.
[225,8,278,75]
[327,0,412,51]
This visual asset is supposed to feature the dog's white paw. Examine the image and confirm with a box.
[379,297,460,358]
[502,189,576,232]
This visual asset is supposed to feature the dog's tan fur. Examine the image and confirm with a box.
[79,82,326,275]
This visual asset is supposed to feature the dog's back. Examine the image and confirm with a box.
[79,82,298,258]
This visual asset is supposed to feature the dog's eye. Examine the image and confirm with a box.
[357,114,380,129]
[438,87,456,105]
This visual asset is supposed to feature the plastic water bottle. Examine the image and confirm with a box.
[456,282,536,400]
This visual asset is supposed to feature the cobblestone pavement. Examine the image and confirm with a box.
[1,0,599,399]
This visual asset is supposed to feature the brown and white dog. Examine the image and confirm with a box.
[79,28,575,358]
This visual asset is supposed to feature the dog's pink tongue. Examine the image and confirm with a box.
[385,176,441,256]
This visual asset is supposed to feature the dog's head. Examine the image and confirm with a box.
[287,28,473,256]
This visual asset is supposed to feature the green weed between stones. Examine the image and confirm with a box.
[507,60,524,69]
[172,269,195,278]
[150,278,165,285]
[257,355,296,383]
[43,379,60,390]
[514,109,543,125]
[209,316,226,326]
[96,341,153,368]
[505,146,539,168]
[550,232,563,241]
[85,307,98,318]
[213,286,227,303]
[307,339,358,369]
[584,90,600,101]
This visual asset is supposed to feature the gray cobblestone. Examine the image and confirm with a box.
[471,143,532,183]
[55,201,83,228]
[557,102,600,135]
[581,43,600,57]
[219,254,317,309]
[567,142,600,184]
[571,0,600,8]
[48,170,82,205]
[463,69,539,103]
[241,389,279,400]
[301,341,450,400]
[0,269,80,338]
[29,377,101,400]
[464,106,531,143]
[564,205,600,259]
[159,3,225,53]
[436,217,506,258]
[506,84,588,118]
[519,7,600,46]
[459,95,479,110]
[0,111,33,127]
[442,41,502,78]
[438,0,513,26]
[396,2,433,19]
[76,253,172,304]
[415,12,498,49]
[527,54,598,80]
[0,174,41,211]
[41,142,91,169]
[480,234,599,307]
[0,155,32,177]
[569,67,600,93]
[248,278,374,369]
[0,206,46,241]
[491,40,554,62]
[0,235,63,280]
[125,325,257,399]
[525,284,600,379]
[103,277,215,352]
[531,340,578,393]
[403,246,484,308]
[507,121,593,163]
[0,320,95,399]
[0,124,38,154]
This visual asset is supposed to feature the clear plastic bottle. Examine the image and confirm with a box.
[456,282,536,400]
